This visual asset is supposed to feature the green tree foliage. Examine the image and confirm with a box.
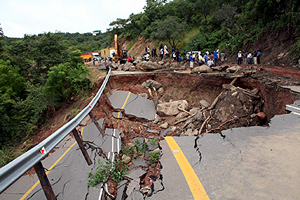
[152,16,187,48]
[29,32,68,83]
[0,60,25,100]
[44,51,90,103]
[0,60,26,145]
[12,84,49,136]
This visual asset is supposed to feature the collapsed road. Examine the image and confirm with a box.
[1,62,300,200]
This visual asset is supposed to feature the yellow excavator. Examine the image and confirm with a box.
[113,34,128,63]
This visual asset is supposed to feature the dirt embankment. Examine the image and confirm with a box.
[120,28,299,68]
[235,28,299,67]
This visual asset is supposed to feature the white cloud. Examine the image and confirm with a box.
[0,0,146,37]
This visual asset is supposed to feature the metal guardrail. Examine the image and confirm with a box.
[0,68,111,193]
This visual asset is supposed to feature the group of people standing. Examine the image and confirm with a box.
[143,44,262,70]
[188,49,227,70]
[237,50,261,65]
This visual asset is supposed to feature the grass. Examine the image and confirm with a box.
[0,141,30,167]
[148,151,160,164]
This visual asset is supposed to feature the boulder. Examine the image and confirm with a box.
[129,65,136,71]
[193,111,203,121]
[137,61,162,71]
[136,56,143,61]
[159,122,168,129]
[158,61,165,65]
[118,64,124,71]
[182,129,193,136]
[157,100,188,116]
[139,93,148,99]
[175,112,189,119]
[190,107,200,114]
[200,100,210,108]
[142,80,162,90]
[170,62,180,69]
[122,154,131,164]
[216,104,235,122]
[192,65,213,73]
[111,63,119,70]
[179,64,187,70]
[226,65,242,73]
[123,62,132,71]
[157,87,164,95]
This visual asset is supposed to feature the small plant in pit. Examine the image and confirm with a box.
[148,151,160,164]
[149,138,158,146]
[142,142,148,151]
[70,109,79,118]
[134,139,144,155]
[88,159,128,187]
[121,145,134,157]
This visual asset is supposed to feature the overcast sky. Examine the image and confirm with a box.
[0,0,146,38]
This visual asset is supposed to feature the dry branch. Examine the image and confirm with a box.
[208,92,223,110]
[173,112,198,125]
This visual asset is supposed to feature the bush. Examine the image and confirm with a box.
[44,62,90,103]
[88,159,128,187]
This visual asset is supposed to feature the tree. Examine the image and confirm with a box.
[151,16,187,49]
[44,50,90,103]
[0,60,25,100]
[29,32,68,83]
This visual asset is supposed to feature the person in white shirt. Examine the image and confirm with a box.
[237,51,242,65]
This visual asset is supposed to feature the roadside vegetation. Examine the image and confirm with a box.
[0,0,299,166]
[0,30,91,166]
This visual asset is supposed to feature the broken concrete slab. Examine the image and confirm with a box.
[112,112,123,119]
[285,100,300,115]
[133,137,145,145]
[82,118,105,142]
[281,85,300,93]
[131,158,147,168]
[127,189,144,200]
[101,129,122,160]
[147,140,159,151]
[116,180,128,200]
[126,168,147,180]
[108,90,156,121]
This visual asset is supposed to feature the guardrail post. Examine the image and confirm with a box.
[88,112,106,137]
[97,100,111,118]
[103,91,113,107]
[107,79,112,95]
[33,161,57,200]
[72,129,93,165]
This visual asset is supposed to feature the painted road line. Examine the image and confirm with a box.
[20,127,84,200]
[165,136,210,200]
[117,91,131,118]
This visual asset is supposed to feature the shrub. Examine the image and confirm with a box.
[88,159,128,187]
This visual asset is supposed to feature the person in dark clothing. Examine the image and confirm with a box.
[182,50,186,60]
[160,43,163,50]
[257,50,261,64]
[160,48,164,60]
[153,47,157,57]
[176,49,179,61]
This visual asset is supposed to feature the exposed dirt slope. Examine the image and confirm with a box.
[123,29,300,68]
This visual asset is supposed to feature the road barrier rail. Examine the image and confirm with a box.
[0,68,111,194]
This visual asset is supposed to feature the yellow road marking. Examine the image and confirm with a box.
[117,92,131,118]
[20,127,84,200]
[165,136,210,200]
